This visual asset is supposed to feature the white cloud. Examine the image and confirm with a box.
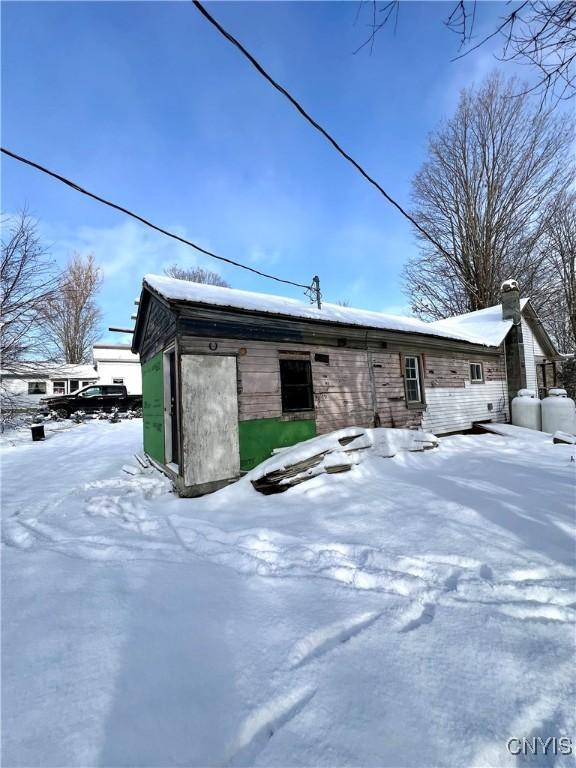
[42,219,219,280]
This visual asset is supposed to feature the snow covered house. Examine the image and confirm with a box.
[0,363,99,407]
[1,345,142,409]
[132,275,560,496]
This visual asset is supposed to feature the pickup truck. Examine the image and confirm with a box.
[39,384,142,419]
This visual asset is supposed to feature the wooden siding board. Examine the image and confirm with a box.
[176,331,507,435]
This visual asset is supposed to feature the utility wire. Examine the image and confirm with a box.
[192,0,453,261]
[1,147,311,290]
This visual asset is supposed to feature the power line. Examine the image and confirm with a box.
[1,147,311,291]
[192,0,453,261]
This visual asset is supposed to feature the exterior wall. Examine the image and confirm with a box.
[238,418,315,472]
[372,351,425,428]
[175,334,508,473]
[141,352,164,464]
[521,317,542,394]
[96,361,142,394]
[1,372,98,407]
[1,377,48,407]
[422,354,509,434]
[93,345,142,394]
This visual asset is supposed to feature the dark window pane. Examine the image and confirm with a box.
[28,382,47,394]
[406,379,420,402]
[279,359,314,411]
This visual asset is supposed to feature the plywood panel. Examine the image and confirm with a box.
[181,355,240,486]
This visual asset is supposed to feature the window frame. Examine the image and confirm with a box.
[279,357,314,414]
[52,380,66,395]
[112,378,124,385]
[28,381,47,395]
[469,362,484,384]
[402,354,425,408]
[78,386,103,399]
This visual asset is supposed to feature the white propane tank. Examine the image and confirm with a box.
[511,389,542,431]
[541,388,576,435]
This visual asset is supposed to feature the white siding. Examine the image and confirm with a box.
[422,380,509,435]
[521,317,540,394]
[96,361,142,394]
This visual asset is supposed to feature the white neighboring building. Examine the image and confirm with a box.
[1,345,142,408]
[0,364,99,407]
[92,344,142,394]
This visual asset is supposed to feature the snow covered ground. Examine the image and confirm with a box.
[2,420,575,767]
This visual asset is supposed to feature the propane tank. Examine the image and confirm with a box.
[541,388,576,435]
[511,389,542,431]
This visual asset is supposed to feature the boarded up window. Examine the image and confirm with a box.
[279,359,314,412]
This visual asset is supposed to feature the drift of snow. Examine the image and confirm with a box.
[2,419,575,767]
[143,274,493,345]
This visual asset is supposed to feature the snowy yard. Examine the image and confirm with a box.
[2,420,575,767]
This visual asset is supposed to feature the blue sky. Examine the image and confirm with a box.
[3,1,512,343]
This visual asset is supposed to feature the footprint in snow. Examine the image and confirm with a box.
[287,611,382,669]
[226,685,316,766]
[398,603,436,633]
[479,564,494,582]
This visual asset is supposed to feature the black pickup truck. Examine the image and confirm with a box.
[39,384,142,419]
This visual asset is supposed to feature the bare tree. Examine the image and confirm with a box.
[540,190,576,352]
[1,211,58,372]
[403,73,574,320]
[355,1,576,106]
[0,212,60,422]
[43,253,103,364]
[163,264,230,287]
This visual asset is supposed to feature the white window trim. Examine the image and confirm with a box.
[404,355,423,404]
[470,362,484,383]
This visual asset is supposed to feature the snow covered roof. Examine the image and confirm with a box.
[142,275,494,346]
[428,299,530,347]
[0,363,98,379]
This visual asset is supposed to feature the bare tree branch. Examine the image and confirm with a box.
[42,253,103,364]
[355,1,576,107]
[403,73,575,324]
[163,264,230,287]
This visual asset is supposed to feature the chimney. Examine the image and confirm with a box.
[501,278,527,404]
[501,278,521,325]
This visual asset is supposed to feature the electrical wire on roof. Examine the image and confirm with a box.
[192,0,453,262]
[1,147,313,291]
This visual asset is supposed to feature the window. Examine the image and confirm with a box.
[404,356,423,404]
[52,381,66,395]
[28,381,47,395]
[112,378,124,385]
[470,362,484,383]
[103,386,125,396]
[79,386,102,398]
[82,380,95,387]
[314,353,330,365]
[69,380,80,392]
[279,359,314,412]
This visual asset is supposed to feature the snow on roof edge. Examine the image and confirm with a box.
[142,274,497,347]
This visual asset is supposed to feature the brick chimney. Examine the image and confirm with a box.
[501,278,526,404]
